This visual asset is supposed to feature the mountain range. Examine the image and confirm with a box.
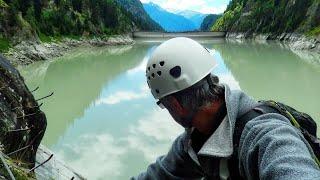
[143,2,208,32]
[175,10,208,29]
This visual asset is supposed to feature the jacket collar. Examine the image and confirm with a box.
[186,84,257,158]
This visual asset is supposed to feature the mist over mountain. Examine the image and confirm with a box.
[176,10,208,29]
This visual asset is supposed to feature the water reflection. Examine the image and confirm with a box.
[18,44,151,146]
[18,39,320,179]
[55,109,181,179]
[212,40,320,121]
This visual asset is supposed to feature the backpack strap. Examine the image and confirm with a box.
[228,104,279,179]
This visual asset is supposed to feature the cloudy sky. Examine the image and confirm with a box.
[140,0,231,14]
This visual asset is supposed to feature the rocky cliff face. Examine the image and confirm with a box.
[0,54,46,179]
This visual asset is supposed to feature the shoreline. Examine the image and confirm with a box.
[3,32,320,67]
[4,34,135,66]
[226,32,320,65]
[226,32,320,52]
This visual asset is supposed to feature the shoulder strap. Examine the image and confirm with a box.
[234,105,279,149]
[228,104,279,179]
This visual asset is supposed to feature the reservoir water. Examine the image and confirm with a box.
[18,38,320,179]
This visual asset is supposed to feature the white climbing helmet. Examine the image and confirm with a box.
[146,37,217,100]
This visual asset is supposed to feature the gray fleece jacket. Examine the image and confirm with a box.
[132,85,320,179]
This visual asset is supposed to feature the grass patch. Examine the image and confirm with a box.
[0,37,11,53]
[306,26,320,36]
[38,32,53,43]
[0,0,8,8]
[39,33,82,43]
[64,34,81,40]
[0,158,36,180]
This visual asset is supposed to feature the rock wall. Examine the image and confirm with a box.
[0,54,47,179]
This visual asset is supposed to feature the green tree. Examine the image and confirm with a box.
[33,0,41,20]
[72,0,83,12]
[17,0,32,15]
[54,0,60,7]
[101,0,118,28]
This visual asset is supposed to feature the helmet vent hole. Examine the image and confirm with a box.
[148,76,150,80]
[148,67,150,71]
[159,61,165,66]
[152,64,156,68]
[157,71,162,76]
[170,66,181,78]
[151,73,155,78]
[155,89,160,94]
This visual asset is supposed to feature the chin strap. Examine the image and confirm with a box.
[219,158,230,180]
[179,109,198,128]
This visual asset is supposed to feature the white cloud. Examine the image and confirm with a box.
[55,109,183,179]
[127,54,148,75]
[95,84,149,105]
[57,134,127,180]
[126,109,183,161]
[161,0,207,12]
[130,109,182,141]
[140,0,158,3]
[199,4,227,14]
[140,0,228,14]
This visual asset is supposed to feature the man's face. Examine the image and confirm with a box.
[159,96,195,128]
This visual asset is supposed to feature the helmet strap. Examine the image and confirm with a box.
[206,74,215,90]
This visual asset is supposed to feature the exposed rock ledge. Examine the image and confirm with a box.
[226,32,320,65]
[4,34,134,66]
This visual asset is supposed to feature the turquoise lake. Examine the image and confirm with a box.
[18,38,320,179]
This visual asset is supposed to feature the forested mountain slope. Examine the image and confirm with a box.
[0,0,162,52]
[212,0,320,36]
[116,0,163,32]
[201,14,221,31]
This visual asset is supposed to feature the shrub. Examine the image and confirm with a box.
[0,37,11,52]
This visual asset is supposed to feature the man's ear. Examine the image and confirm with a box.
[169,96,189,116]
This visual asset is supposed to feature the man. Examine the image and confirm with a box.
[133,37,320,179]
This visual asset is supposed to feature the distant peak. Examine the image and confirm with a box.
[177,9,205,16]
[147,2,160,7]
